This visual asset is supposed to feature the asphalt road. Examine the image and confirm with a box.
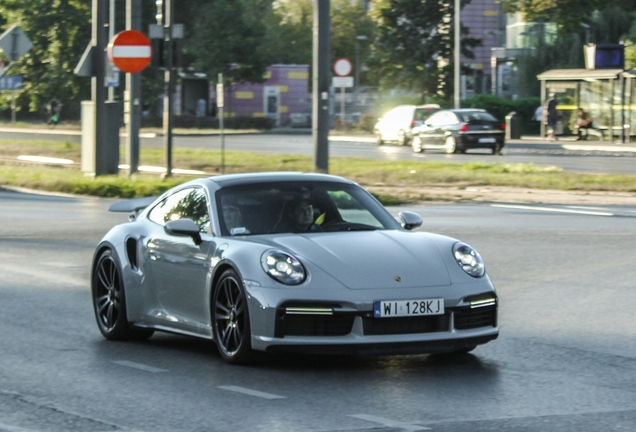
[140,134,636,175]
[1,189,635,431]
[2,127,636,175]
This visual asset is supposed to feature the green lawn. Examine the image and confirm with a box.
[1,139,635,204]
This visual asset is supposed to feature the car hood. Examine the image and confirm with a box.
[262,230,452,289]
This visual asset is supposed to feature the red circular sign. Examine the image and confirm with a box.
[107,30,152,74]
[334,58,352,77]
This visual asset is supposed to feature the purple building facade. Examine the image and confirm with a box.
[214,64,310,125]
[460,0,504,96]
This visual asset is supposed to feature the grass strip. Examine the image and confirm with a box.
[1,140,636,203]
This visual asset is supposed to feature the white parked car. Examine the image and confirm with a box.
[374,104,440,146]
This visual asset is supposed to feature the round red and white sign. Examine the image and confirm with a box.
[107,30,152,74]
[334,58,352,77]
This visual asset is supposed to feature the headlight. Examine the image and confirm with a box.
[261,251,306,285]
[453,243,485,278]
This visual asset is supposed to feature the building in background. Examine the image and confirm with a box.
[216,64,310,126]
[460,0,506,98]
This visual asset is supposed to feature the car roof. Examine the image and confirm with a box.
[444,108,487,113]
[203,172,354,188]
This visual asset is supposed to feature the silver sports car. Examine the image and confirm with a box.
[92,172,498,364]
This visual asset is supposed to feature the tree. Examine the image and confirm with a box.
[0,0,91,119]
[368,0,480,100]
[188,0,270,85]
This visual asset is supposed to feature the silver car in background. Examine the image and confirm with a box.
[374,104,440,146]
[92,172,498,364]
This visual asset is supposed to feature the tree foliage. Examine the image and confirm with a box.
[188,0,270,84]
[0,0,91,118]
[368,0,480,99]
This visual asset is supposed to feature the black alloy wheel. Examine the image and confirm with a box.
[92,249,153,341]
[213,269,254,364]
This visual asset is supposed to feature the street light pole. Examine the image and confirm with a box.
[453,0,461,109]
[354,35,367,113]
[163,0,174,177]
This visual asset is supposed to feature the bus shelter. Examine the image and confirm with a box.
[537,68,633,142]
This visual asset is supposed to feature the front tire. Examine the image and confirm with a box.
[213,269,254,364]
[397,129,409,146]
[445,136,458,154]
[92,249,153,341]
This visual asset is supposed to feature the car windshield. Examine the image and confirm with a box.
[216,181,398,236]
[457,111,498,122]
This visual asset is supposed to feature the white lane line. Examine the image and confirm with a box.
[0,421,36,432]
[491,204,613,216]
[217,385,286,400]
[562,144,636,153]
[112,360,169,373]
[349,414,431,431]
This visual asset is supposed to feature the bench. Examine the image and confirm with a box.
[594,126,630,142]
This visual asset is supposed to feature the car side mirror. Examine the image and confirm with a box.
[398,211,423,230]
[164,218,202,245]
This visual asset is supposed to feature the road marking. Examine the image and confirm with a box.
[112,360,169,373]
[0,421,35,432]
[562,144,636,153]
[349,414,431,431]
[491,204,613,216]
[218,385,286,400]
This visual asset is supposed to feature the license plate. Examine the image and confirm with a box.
[374,298,444,318]
[479,137,496,143]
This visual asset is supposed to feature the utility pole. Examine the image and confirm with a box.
[126,0,141,175]
[454,0,461,109]
[313,0,331,173]
[163,0,174,177]
[108,0,115,101]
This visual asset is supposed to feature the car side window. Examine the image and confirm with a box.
[147,188,211,234]
[426,113,442,126]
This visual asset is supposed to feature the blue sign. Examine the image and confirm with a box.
[0,76,23,90]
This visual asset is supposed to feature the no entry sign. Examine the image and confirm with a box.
[107,30,152,74]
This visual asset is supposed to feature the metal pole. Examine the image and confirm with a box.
[340,87,345,128]
[453,0,460,108]
[313,0,331,173]
[219,73,225,174]
[108,0,115,101]
[93,0,109,175]
[355,39,360,111]
[11,90,15,123]
[126,0,141,175]
[163,0,174,177]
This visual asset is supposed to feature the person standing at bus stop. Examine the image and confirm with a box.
[546,93,558,140]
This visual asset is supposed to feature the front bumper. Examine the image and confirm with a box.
[250,299,499,355]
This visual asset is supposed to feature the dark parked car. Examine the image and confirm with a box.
[412,109,505,155]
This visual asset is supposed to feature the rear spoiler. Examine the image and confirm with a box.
[108,196,158,213]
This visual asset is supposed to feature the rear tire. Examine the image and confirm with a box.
[92,249,154,341]
[213,269,255,364]
[374,130,384,146]
[412,136,423,153]
[492,144,502,155]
